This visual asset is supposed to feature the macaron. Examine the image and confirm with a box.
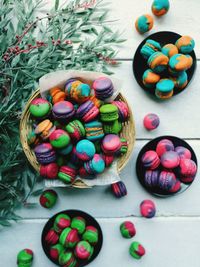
[29,98,51,119]
[59,250,77,267]
[70,146,82,166]
[141,150,160,170]
[40,163,59,179]
[135,14,154,34]
[65,78,80,96]
[45,229,59,245]
[34,143,56,164]
[49,129,70,148]
[78,166,93,179]
[49,244,64,261]
[82,226,99,245]
[119,138,128,155]
[85,120,105,141]
[144,170,160,188]
[129,242,146,259]
[171,71,188,89]
[76,100,99,122]
[111,181,127,198]
[152,0,170,16]
[84,154,105,174]
[70,83,91,103]
[175,146,192,159]
[140,199,156,218]
[89,95,103,108]
[155,78,174,99]
[175,35,195,54]
[57,143,73,155]
[58,165,77,184]
[169,54,193,71]
[27,131,40,146]
[34,119,55,140]
[101,134,121,155]
[65,119,85,142]
[170,179,181,193]
[54,213,71,233]
[148,52,169,73]
[52,100,75,120]
[76,139,96,161]
[120,221,136,238]
[162,44,179,58]
[142,69,160,88]
[75,241,93,260]
[93,77,114,100]
[102,154,115,167]
[158,171,177,191]
[156,139,174,157]
[59,227,79,248]
[39,189,57,209]
[112,101,129,121]
[140,39,162,59]
[103,120,122,135]
[178,158,197,183]
[100,104,119,122]
[17,249,34,267]
[143,113,160,130]
[161,151,180,169]
[50,87,66,104]
[71,216,86,234]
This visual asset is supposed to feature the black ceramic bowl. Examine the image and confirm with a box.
[136,136,198,197]
[41,210,103,266]
[133,31,196,98]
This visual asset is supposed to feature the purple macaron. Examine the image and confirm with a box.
[111,181,127,198]
[175,146,192,159]
[158,171,177,191]
[52,101,75,120]
[93,77,114,100]
[145,170,160,188]
[65,78,78,95]
[34,143,56,164]
[76,100,99,122]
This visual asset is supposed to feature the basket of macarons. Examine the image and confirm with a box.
[20,70,135,188]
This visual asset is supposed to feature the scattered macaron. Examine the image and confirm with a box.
[135,14,154,34]
[120,221,136,238]
[17,249,34,267]
[140,199,156,218]
[129,241,145,259]
[111,181,127,198]
[39,189,58,209]
[152,0,170,16]
[143,113,160,130]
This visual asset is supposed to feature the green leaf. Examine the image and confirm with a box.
[0,220,11,226]
[11,54,21,67]
[31,189,43,196]
[27,54,38,66]
[55,0,60,10]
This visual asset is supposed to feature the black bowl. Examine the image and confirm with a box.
[41,210,103,266]
[133,31,197,98]
[136,136,198,197]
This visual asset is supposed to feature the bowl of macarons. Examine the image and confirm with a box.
[20,71,135,188]
[133,31,196,100]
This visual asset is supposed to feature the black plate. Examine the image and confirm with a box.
[41,210,103,266]
[133,31,197,98]
[136,136,198,197]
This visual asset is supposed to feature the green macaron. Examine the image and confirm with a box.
[17,249,33,267]
[103,120,122,134]
[100,104,119,122]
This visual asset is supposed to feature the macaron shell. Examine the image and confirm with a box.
[30,98,51,118]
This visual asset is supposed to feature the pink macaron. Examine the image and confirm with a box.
[141,150,160,170]
[143,113,160,131]
[175,146,192,159]
[156,139,174,157]
[112,101,129,121]
[178,158,197,184]
[101,134,121,155]
[161,151,180,169]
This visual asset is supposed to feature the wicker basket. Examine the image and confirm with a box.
[20,84,135,188]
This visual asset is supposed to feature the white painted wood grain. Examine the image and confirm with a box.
[1,218,200,267]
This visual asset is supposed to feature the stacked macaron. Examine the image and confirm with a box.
[28,76,130,184]
[140,35,195,99]
[141,138,197,194]
[45,212,99,265]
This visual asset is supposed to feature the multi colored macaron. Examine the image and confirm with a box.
[29,98,51,119]
[112,101,129,121]
[17,249,34,267]
[140,39,161,59]
[101,134,121,155]
[171,71,188,89]
[119,138,128,155]
[178,158,197,184]
[141,150,160,170]
[34,119,55,140]
[59,227,79,248]
[59,250,77,267]
[156,139,174,157]
[120,221,136,238]
[162,43,179,58]
[175,35,195,54]
[158,171,177,191]
[84,154,105,174]
[45,229,59,245]
[148,52,169,73]
[129,241,146,259]
[135,14,154,34]
[144,170,160,188]
[76,139,96,161]
[151,0,170,16]
[34,143,56,164]
[142,69,160,88]
[102,154,114,167]
[54,214,71,233]
[39,189,58,209]
[111,181,127,198]
[71,216,86,234]
[143,113,160,130]
[49,244,64,261]
[93,77,114,100]
[40,162,59,179]
[58,165,77,184]
[85,120,104,141]
[27,131,40,146]
[49,129,70,149]
[76,100,99,122]
[169,54,193,71]
[65,120,85,142]
[140,199,156,218]
[70,83,91,103]
[160,151,180,169]
[155,78,174,99]
[82,226,99,245]
[52,100,75,120]
[75,241,93,260]
[175,146,192,159]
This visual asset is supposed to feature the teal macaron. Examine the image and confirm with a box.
[171,71,188,89]
[148,52,169,73]
[100,104,119,122]
[140,39,161,59]
[76,139,96,161]
[155,79,174,99]
[85,120,104,141]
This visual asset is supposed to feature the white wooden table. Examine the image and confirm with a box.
[1,0,200,266]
